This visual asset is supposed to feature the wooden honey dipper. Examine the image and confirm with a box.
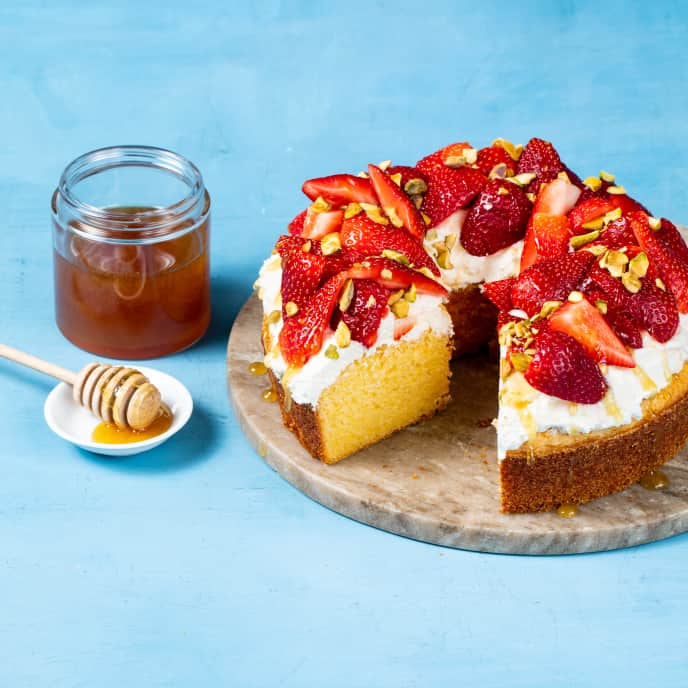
[0,344,162,431]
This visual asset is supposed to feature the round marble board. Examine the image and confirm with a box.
[227,295,688,555]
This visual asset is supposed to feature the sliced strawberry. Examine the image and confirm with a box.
[302,174,377,206]
[613,193,649,216]
[530,214,571,263]
[511,252,595,317]
[568,197,616,233]
[475,146,515,177]
[630,211,688,312]
[548,298,634,367]
[367,164,426,241]
[346,257,447,297]
[655,218,688,266]
[340,279,391,348]
[280,250,326,316]
[460,180,532,256]
[394,316,417,340]
[288,209,307,235]
[416,142,473,174]
[588,264,679,343]
[533,178,582,216]
[420,165,487,227]
[302,207,344,240]
[516,138,565,193]
[340,213,439,275]
[387,165,429,190]
[604,306,643,349]
[601,217,637,249]
[278,274,347,367]
[482,277,515,312]
[320,248,358,281]
[524,328,607,404]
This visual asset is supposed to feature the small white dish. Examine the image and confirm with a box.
[44,366,193,456]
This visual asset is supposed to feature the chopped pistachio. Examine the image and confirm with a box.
[338,278,355,312]
[444,233,458,251]
[361,204,389,225]
[607,185,627,195]
[284,301,299,317]
[629,251,649,278]
[648,216,662,230]
[583,176,602,192]
[311,196,331,213]
[489,163,508,179]
[621,271,642,294]
[357,171,369,178]
[508,172,536,187]
[497,186,510,196]
[436,249,453,270]
[381,249,410,266]
[267,310,281,324]
[380,268,393,280]
[499,356,513,381]
[344,202,362,219]
[365,294,377,308]
[320,232,341,255]
[387,289,405,305]
[602,249,629,277]
[445,154,467,168]
[404,283,417,302]
[526,192,537,203]
[568,291,584,303]
[412,194,424,209]
[389,173,402,186]
[390,299,410,318]
[378,159,392,171]
[656,277,666,291]
[422,213,432,226]
[384,206,404,228]
[404,178,428,195]
[491,137,522,161]
[584,244,607,256]
[425,228,438,242]
[570,230,600,248]
[335,320,351,347]
[510,352,533,372]
[539,300,563,319]
[595,300,608,314]
[324,345,339,360]
[603,207,622,225]
[557,170,571,183]
[599,170,616,183]
[581,217,605,231]
[301,240,312,253]
[418,266,435,279]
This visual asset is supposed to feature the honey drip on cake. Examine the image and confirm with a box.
[633,365,657,392]
[639,469,669,490]
[92,405,173,444]
[557,504,578,518]
[249,361,268,375]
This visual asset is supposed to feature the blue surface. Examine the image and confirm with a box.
[1,1,688,685]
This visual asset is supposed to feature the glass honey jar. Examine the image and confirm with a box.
[52,146,211,359]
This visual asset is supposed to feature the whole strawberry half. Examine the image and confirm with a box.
[340,279,391,348]
[460,180,532,256]
[279,274,347,367]
[475,146,515,177]
[600,217,637,249]
[630,212,688,313]
[420,165,487,227]
[302,174,377,206]
[416,142,473,174]
[280,249,326,316]
[387,165,429,190]
[524,328,607,404]
[516,137,565,193]
[340,213,439,275]
[482,277,516,312]
[511,251,595,317]
[288,209,307,235]
[654,218,688,266]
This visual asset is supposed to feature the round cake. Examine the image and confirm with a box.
[254,137,688,513]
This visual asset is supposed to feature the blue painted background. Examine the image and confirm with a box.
[1,1,687,685]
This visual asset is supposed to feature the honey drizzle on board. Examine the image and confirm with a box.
[557,504,578,518]
[639,469,670,491]
[92,404,173,444]
[249,361,268,375]
[261,388,278,403]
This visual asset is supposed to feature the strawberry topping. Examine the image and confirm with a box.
[288,209,307,235]
[278,274,347,367]
[387,165,429,190]
[629,212,688,313]
[460,180,532,256]
[340,213,439,275]
[280,249,326,317]
[548,298,635,367]
[524,329,607,404]
[475,146,515,177]
[482,277,515,312]
[568,197,617,233]
[516,137,565,193]
[302,174,377,206]
[346,257,447,297]
[340,280,391,348]
[416,142,473,174]
[302,207,344,240]
[511,252,594,317]
[419,165,487,227]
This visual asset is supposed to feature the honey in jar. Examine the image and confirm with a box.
[52,146,211,359]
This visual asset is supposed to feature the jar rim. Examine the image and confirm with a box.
[56,145,206,233]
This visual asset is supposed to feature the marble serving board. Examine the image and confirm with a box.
[227,295,688,555]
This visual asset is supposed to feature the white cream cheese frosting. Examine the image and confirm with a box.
[255,253,453,407]
[423,209,523,289]
[496,313,688,459]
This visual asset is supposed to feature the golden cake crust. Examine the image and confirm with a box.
[500,361,688,512]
